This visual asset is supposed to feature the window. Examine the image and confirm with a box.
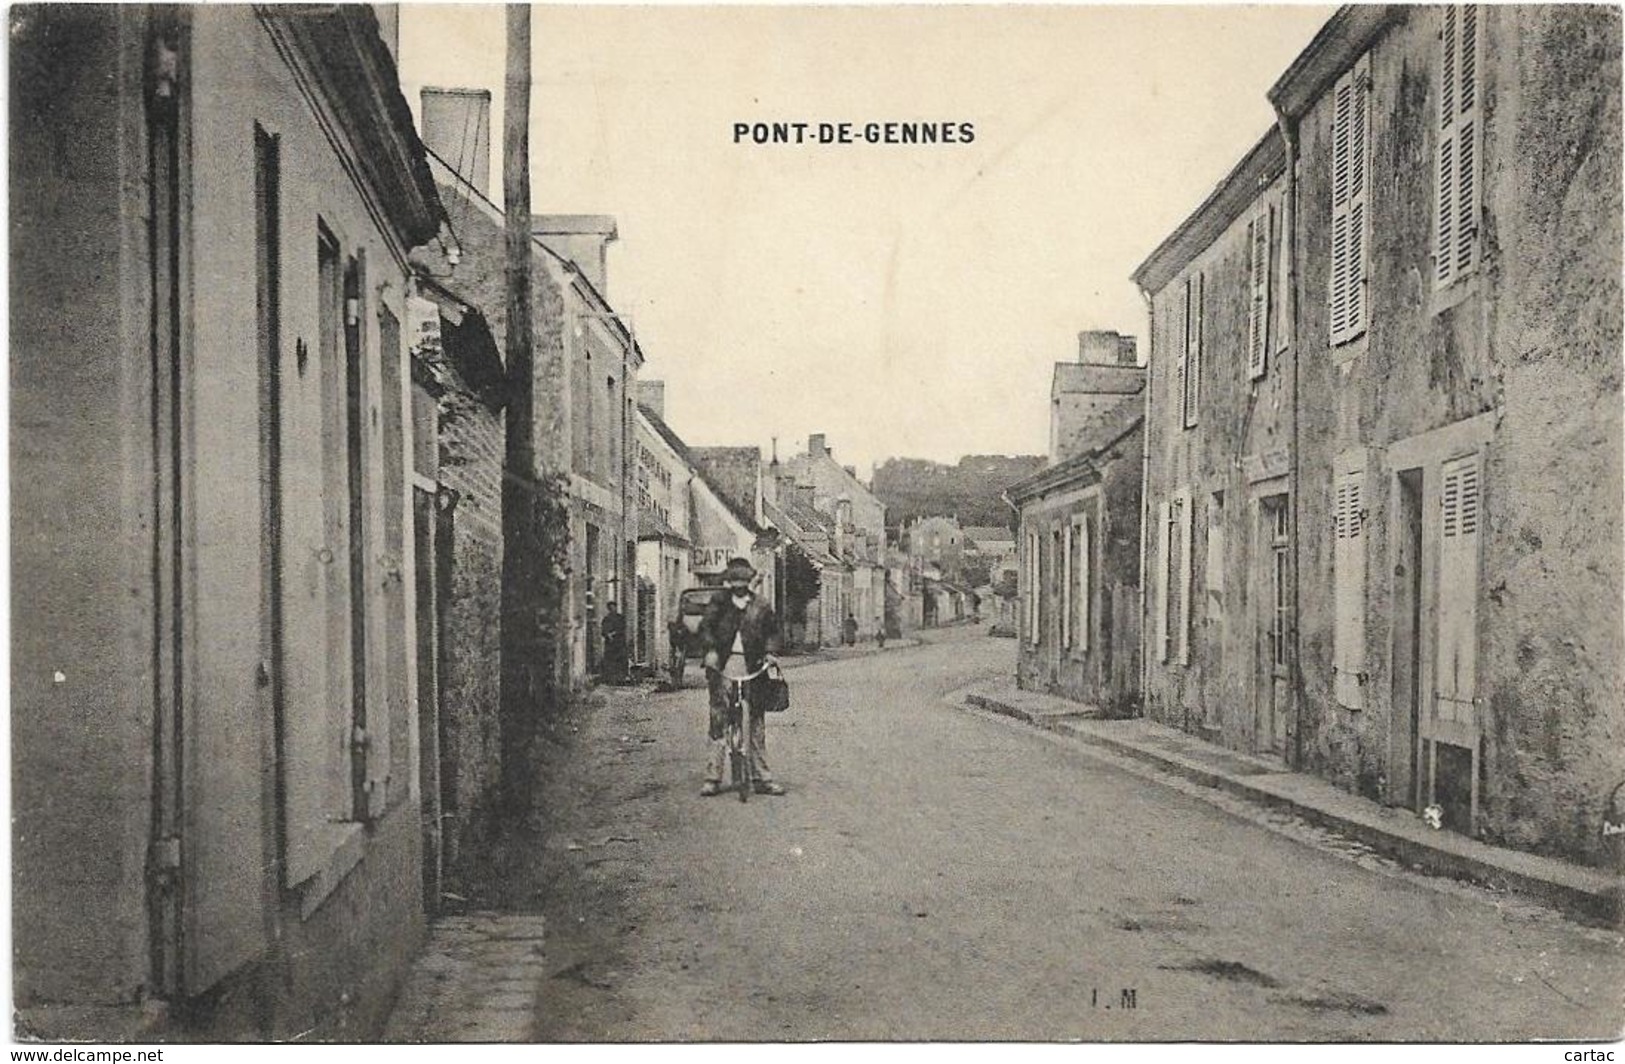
[1157,493,1192,664]
[1436,454,1482,724]
[1329,54,1372,345]
[1073,515,1091,653]
[1026,530,1040,645]
[1267,497,1291,671]
[1435,5,1481,289]
[1178,274,1204,427]
[1060,523,1074,650]
[1051,528,1062,644]
[1248,207,1273,379]
[1333,467,1368,709]
[1177,491,1194,665]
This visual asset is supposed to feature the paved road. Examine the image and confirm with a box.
[519,627,1622,1041]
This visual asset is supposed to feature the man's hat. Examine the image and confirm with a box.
[722,557,757,583]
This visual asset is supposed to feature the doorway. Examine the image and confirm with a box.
[1255,493,1290,756]
[1391,468,1425,809]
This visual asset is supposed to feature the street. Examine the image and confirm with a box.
[404,626,1622,1042]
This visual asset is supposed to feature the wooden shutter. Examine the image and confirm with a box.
[1155,500,1171,663]
[1436,5,1481,287]
[1183,275,1204,427]
[1333,468,1367,709]
[1248,207,1272,379]
[1076,517,1091,652]
[1330,57,1372,343]
[1178,492,1195,665]
[1061,523,1073,650]
[1026,530,1040,646]
[1183,276,1196,432]
[1436,455,1482,723]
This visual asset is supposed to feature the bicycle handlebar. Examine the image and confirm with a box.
[704,660,777,682]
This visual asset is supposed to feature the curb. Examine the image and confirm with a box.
[961,690,1622,927]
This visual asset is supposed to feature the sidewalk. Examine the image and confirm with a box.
[953,677,1622,926]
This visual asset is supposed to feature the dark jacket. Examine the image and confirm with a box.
[698,589,782,672]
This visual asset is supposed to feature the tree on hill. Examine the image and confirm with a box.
[871,454,1045,532]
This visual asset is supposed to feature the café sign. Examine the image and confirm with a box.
[692,547,733,575]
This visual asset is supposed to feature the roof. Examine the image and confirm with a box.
[1268,6,1396,120]
[635,405,763,536]
[962,526,1015,546]
[423,148,645,367]
[1005,410,1145,505]
[1052,363,1146,398]
[261,6,444,250]
[763,499,844,570]
[1130,126,1286,296]
[689,447,766,535]
[417,276,507,407]
[637,509,690,546]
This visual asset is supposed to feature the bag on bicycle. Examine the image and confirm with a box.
[758,663,791,713]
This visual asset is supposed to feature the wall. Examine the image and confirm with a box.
[1291,5,1623,861]
[1142,166,1290,748]
[10,4,155,1010]
[1017,425,1144,715]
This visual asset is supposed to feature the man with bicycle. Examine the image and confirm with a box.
[698,557,786,797]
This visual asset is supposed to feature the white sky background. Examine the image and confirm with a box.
[397,4,1336,475]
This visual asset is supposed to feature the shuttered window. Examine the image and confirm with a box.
[1061,523,1073,650]
[1435,5,1482,288]
[1248,206,1273,379]
[1026,530,1041,645]
[1329,55,1372,345]
[1177,492,1194,665]
[1436,455,1482,723]
[1155,500,1171,663]
[1076,516,1091,653]
[1332,468,1368,709]
[1179,274,1204,427]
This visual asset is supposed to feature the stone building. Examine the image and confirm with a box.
[631,384,694,670]
[11,5,443,1036]
[780,435,889,640]
[1136,4,1623,866]
[1010,332,1146,716]
[416,89,642,688]
[405,280,508,908]
[689,445,781,604]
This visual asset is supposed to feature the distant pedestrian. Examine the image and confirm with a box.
[601,601,628,685]
[876,618,887,650]
[843,613,858,646]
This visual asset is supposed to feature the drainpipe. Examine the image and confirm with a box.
[1276,109,1303,770]
[1136,287,1155,719]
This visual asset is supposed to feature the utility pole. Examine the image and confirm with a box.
[500,1,536,811]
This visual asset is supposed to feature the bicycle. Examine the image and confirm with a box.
[709,660,773,803]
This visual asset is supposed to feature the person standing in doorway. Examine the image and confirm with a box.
[601,601,628,685]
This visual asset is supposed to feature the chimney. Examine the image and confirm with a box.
[808,433,827,458]
[1078,329,1137,367]
[419,87,492,197]
[534,215,619,296]
[637,379,665,419]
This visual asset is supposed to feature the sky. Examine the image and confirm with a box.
[397,4,1336,475]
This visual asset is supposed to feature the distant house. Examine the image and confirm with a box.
[778,435,888,641]
[1009,331,1146,716]
[631,384,694,671]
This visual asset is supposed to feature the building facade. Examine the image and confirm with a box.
[1012,329,1146,716]
[1137,4,1623,866]
[406,282,508,906]
[781,435,889,640]
[12,5,443,1036]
